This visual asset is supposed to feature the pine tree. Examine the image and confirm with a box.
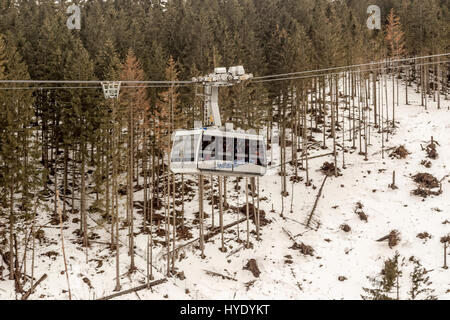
[0,34,39,283]
[385,8,406,59]
[119,49,150,272]
[362,252,402,300]
[409,258,437,300]
[63,34,96,248]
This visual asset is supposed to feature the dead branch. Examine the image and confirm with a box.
[282,227,298,244]
[306,175,328,227]
[97,278,167,300]
[244,280,256,291]
[203,270,237,281]
[161,214,254,258]
[21,274,48,300]
[226,245,244,258]
[376,235,390,242]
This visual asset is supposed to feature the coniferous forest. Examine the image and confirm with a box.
[0,0,449,301]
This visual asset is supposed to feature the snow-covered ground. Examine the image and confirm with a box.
[0,78,449,300]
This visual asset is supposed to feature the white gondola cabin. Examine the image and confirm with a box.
[170,128,267,177]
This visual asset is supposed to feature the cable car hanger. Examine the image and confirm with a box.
[170,66,267,177]
[191,66,253,128]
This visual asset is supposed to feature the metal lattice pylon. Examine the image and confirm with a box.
[101,81,121,99]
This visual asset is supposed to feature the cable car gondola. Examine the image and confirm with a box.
[170,128,267,177]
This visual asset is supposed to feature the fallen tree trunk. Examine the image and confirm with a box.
[376,235,390,242]
[226,245,245,258]
[97,278,167,300]
[161,214,254,258]
[306,175,328,228]
[204,270,237,281]
[21,274,47,300]
[282,227,298,245]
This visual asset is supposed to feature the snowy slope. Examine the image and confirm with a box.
[0,78,448,300]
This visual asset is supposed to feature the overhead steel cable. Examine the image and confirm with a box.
[0,84,192,90]
[252,59,449,84]
[0,80,193,84]
[252,52,450,80]
[0,52,448,89]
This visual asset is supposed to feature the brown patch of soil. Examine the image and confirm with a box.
[50,213,68,225]
[413,173,439,189]
[290,176,304,183]
[290,242,314,256]
[412,173,441,198]
[357,211,368,222]
[177,226,193,241]
[388,230,401,249]
[320,162,340,176]
[417,232,431,240]
[420,160,432,168]
[156,228,166,237]
[425,143,438,159]
[42,251,59,259]
[354,202,368,222]
[243,259,261,278]
[239,204,271,226]
[389,146,410,159]
[412,187,442,198]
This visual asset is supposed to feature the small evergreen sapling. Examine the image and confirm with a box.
[408,258,437,300]
[362,252,402,300]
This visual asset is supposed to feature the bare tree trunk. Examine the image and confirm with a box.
[363,75,369,161]
[245,177,250,249]
[199,174,205,258]
[219,176,225,252]
[352,73,357,148]
[373,71,378,127]
[332,77,337,176]
[181,174,185,228]
[421,64,425,106]
[405,67,409,105]
[256,177,260,241]
[437,59,441,109]
[71,147,76,215]
[149,135,155,281]
[392,73,395,127]
[444,242,447,269]
[9,187,14,280]
[172,173,176,273]
[303,87,310,185]
[30,195,37,291]
[223,177,227,207]
[105,136,112,246]
[358,73,363,154]
[381,71,385,159]
[128,101,135,271]
[322,77,327,149]
[113,101,121,292]
[63,145,68,217]
[81,141,88,248]
[211,175,215,229]
[56,190,71,300]
[385,73,389,142]
[342,74,346,169]
[165,164,170,276]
